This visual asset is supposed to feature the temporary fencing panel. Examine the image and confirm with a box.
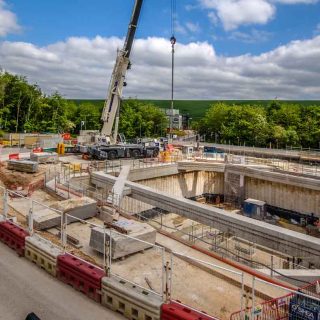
[25,235,62,277]
[230,294,291,320]
[0,220,29,256]
[229,280,320,320]
[57,253,106,302]
[161,301,220,320]
[101,276,163,320]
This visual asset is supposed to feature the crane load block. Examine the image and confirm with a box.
[57,253,106,302]
[161,301,219,320]
[0,221,29,256]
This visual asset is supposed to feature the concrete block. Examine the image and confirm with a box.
[33,197,97,230]
[30,152,58,164]
[7,160,38,173]
[89,218,156,259]
[25,234,62,276]
[102,276,162,320]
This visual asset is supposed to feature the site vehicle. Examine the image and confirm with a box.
[83,0,159,160]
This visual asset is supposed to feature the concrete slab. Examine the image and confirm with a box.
[33,197,97,230]
[89,218,156,259]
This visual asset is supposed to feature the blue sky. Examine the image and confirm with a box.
[0,0,319,99]
[5,0,320,55]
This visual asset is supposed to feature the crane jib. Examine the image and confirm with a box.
[108,81,118,114]
[100,0,144,139]
[123,0,143,58]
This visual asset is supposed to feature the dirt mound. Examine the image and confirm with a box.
[0,162,44,189]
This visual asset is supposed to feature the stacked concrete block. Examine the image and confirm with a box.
[102,276,163,320]
[25,234,62,276]
[7,160,38,173]
[89,218,156,259]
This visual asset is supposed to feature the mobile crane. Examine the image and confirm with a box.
[86,0,159,160]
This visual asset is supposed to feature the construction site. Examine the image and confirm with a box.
[0,0,320,320]
[0,142,320,320]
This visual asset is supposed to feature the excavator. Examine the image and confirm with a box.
[85,0,160,160]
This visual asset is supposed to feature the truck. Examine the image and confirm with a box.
[82,0,159,160]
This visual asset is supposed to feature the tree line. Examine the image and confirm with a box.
[2,70,319,148]
[0,71,167,139]
[197,102,320,149]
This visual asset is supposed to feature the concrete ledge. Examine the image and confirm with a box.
[259,269,320,287]
[177,161,225,173]
[129,164,178,181]
[226,165,320,191]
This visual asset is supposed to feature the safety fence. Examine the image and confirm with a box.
[0,204,227,320]
[1,181,319,320]
[230,279,320,320]
[134,208,308,276]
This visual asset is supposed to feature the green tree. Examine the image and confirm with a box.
[119,100,168,139]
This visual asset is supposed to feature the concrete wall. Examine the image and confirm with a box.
[245,177,320,215]
[136,172,224,199]
[121,171,224,215]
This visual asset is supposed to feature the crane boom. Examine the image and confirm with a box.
[100,0,143,143]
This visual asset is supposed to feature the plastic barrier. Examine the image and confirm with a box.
[161,301,219,320]
[9,153,19,160]
[25,235,62,277]
[32,147,43,153]
[57,253,105,302]
[102,276,163,320]
[0,221,29,256]
[57,143,65,155]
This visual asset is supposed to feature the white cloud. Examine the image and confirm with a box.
[199,0,318,30]
[0,35,320,100]
[272,0,318,3]
[185,22,201,33]
[208,12,219,25]
[229,29,272,43]
[200,0,276,30]
[0,0,20,37]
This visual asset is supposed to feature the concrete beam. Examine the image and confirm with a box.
[128,164,178,181]
[177,161,225,173]
[226,165,320,191]
[177,161,320,191]
[91,171,320,267]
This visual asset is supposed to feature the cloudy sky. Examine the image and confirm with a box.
[0,0,320,99]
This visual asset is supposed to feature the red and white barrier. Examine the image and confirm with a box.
[161,300,220,320]
[57,253,106,302]
[0,220,29,256]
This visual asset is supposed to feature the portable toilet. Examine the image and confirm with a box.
[243,198,266,220]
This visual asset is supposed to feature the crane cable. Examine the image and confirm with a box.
[171,0,176,36]
[170,0,177,133]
